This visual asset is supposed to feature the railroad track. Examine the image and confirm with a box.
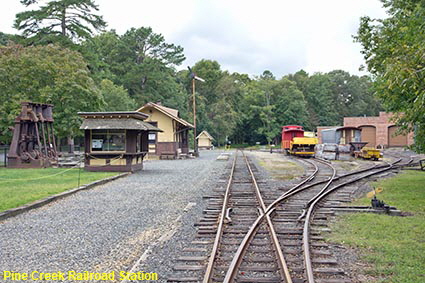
[168,150,407,283]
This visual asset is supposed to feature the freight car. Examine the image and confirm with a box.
[281,125,318,157]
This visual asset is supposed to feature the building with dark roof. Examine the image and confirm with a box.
[79,111,162,171]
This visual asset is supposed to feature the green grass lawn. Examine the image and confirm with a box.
[0,168,118,212]
[328,170,425,283]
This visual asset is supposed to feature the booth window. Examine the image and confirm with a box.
[136,132,141,152]
[91,130,125,152]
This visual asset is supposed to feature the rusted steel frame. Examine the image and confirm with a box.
[224,152,293,283]
[46,122,52,158]
[40,122,48,157]
[34,122,42,153]
[203,150,238,283]
[302,159,401,283]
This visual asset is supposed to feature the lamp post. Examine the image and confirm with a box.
[188,66,205,157]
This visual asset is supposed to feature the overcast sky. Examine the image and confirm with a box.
[0,0,388,78]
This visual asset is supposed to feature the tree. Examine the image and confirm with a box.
[206,72,241,145]
[0,44,104,146]
[235,78,278,145]
[191,59,223,105]
[327,70,381,119]
[100,79,135,111]
[118,27,185,101]
[14,0,106,44]
[81,27,185,105]
[0,32,16,45]
[355,0,425,152]
[303,73,340,128]
[287,69,309,94]
[79,30,121,82]
[272,78,310,130]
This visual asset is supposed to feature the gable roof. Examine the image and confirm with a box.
[196,130,214,140]
[136,102,194,128]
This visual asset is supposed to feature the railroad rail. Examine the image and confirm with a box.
[223,156,402,283]
[203,150,292,283]
[169,151,409,283]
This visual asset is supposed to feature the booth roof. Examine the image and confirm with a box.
[79,118,162,132]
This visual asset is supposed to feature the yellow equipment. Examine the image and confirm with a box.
[359,147,383,160]
[289,137,318,157]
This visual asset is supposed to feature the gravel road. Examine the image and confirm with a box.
[0,150,228,283]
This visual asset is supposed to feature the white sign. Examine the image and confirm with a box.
[92,139,103,149]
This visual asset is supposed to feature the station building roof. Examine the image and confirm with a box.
[136,102,194,128]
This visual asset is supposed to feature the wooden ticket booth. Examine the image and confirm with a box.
[79,112,162,172]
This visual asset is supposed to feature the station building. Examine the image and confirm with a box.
[136,102,193,159]
[196,130,214,150]
[343,112,414,148]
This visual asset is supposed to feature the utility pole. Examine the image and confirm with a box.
[192,77,197,156]
[188,66,205,157]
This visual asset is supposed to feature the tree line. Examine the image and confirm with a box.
[0,0,422,152]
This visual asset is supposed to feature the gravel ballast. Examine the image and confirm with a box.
[0,150,227,282]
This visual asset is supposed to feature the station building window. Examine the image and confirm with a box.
[91,130,126,152]
[148,133,156,144]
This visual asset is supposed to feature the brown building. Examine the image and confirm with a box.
[79,112,162,172]
[136,102,193,159]
[343,112,414,148]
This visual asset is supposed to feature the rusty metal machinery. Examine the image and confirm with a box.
[7,102,58,168]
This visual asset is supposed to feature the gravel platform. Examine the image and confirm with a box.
[0,150,228,283]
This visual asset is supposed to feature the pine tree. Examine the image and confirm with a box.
[14,0,106,43]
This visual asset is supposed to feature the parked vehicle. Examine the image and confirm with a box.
[281,125,317,157]
[356,147,383,161]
